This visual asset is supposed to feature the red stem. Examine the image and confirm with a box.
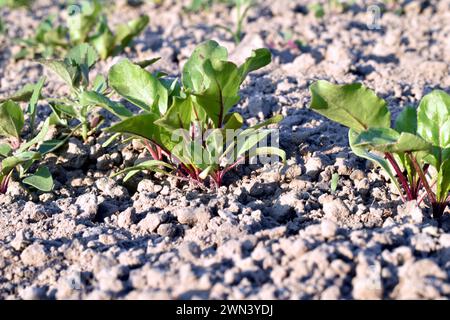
[415,164,429,197]
[408,153,436,205]
[385,153,413,201]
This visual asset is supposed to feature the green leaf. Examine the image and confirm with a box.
[198,165,214,180]
[0,82,41,103]
[331,173,339,193]
[354,127,431,153]
[107,113,174,150]
[67,0,102,43]
[67,43,98,69]
[27,76,46,132]
[237,48,271,84]
[1,151,40,174]
[437,159,450,203]
[22,166,54,192]
[66,43,99,86]
[136,57,161,68]
[39,59,77,88]
[223,112,244,130]
[154,96,194,131]
[309,80,391,132]
[113,15,149,53]
[395,106,417,134]
[90,17,114,60]
[50,102,78,118]
[0,100,24,139]
[194,59,241,127]
[38,139,67,154]
[221,114,283,163]
[0,143,12,157]
[308,3,325,18]
[79,91,133,120]
[417,90,450,168]
[236,129,271,158]
[18,117,51,153]
[102,132,121,148]
[92,74,107,93]
[348,129,402,195]
[108,58,168,114]
[182,40,228,92]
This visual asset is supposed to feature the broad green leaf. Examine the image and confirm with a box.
[48,112,67,127]
[22,166,53,192]
[66,43,98,86]
[417,90,450,168]
[309,80,391,132]
[437,159,450,203]
[204,128,223,165]
[107,113,174,150]
[67,43,99,69]
[39,59,77,88]
[194,60,241,127]
[182,40,228,92]
[154,96,194,131]
[348,129,402,196]
[90,17,114,60]
[0,143,12,157]
[79,91,132,120]
[113,15,149,52]
[0,100,24,139]
[354,127,431,153]
[109,58,168,114]
[237,48,271,84]
[50,102,78,118]
[395,106,417,134]
[67,0,102,43]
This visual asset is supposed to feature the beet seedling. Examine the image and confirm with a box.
[0,98,54,193]
[216,0,255,44]
[15,0,149,60]
[309,80,450,219]
[39,43,131,142]
[185,0,254,44]
[105,40,285,187]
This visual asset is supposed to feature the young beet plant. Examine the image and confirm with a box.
[39,43,131,142]
[185,0,255,44]
[100,40,285,187]
[15,0,149,60]
[309,80,450,219]
[0,95,54,194]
